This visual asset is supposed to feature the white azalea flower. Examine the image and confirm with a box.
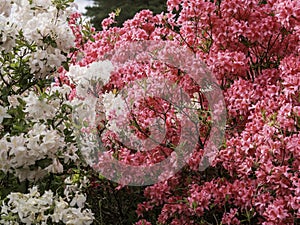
[70,192,86,208]
[0,105,11,124]
[87,60,114,85]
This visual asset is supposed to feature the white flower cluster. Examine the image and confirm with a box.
[23,91,59,120]
[68,60,114,129]
[0,83,81,181]
[67,60,119,166]
[102,91,127,132]
[67,60,113,97]
[0,180,94,225]
[0,0,18,50]
[22,83,72,122]
[0,0,76,77]
[0,122,78,181]
[0,1,96,223]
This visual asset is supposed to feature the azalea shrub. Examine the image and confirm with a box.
[62,0,300,224]
[0,0,95,224]
[1,0,300,225]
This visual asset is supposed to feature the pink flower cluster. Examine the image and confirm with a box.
[61,0,300,224]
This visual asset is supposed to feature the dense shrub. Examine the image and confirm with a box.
[63,0,300,224]
[1,0,300,224]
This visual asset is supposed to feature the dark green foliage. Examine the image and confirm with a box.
[84,0,167,30]
[86,176,146,225]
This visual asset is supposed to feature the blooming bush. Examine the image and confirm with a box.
[1,0,300,224]
[0,0,95,224]
[0,177,93,225]
[58,0,299,224]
